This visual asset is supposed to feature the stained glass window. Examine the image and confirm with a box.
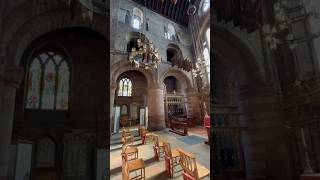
[165,24,176,41]
[56,61,70,110]
[26,59,41,109]
[202,0,210,12]
[118,78,132,97]
[25,51,70,110]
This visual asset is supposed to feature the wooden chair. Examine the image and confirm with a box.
[162,140,180,177]
[121,128,134,145]
[151,134,165,161]
[177,148,210,180]
[122,144,138,162]
[122,149,145,180]
[121,128,131,137]
[139,126,152,144]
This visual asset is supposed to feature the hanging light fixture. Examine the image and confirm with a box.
[129,40,162,69]
[192,58,206,78]
[128,0,162,69]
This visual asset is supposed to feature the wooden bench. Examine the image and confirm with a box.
[169,120,188,136]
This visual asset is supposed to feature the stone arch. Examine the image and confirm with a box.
[166,43,183,62]
[111,60,156,88]
[1,2,108,66]
[125,32,151,53]
[213,26,264,86]
[213,26,289,179]
[126,32,150,42]
[160,68,193,92]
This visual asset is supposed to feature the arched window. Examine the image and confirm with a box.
[167,48,177,62]
[206,28,210,48]
[132,7,143,29]
[127,39,139,52]
[118,78,132,97]
[165,24,176,41]
[203,48,210,82]
[166,44,182,63]
[26,50,70,110]
[201,0,210,12]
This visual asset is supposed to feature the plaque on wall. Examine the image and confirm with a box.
[63,134,92,180]
[35,138,56,168]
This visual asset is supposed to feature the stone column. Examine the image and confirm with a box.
[0,65,22,180]
[147,84,165,130]
[238,85,291,180]
[186,88,201,124]
[110,82,117,133]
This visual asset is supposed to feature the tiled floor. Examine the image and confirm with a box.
[110,128,210,180]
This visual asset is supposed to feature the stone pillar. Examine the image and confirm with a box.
[186,88,201,124]
[0,65,22,180]
[147,84,165,130]
[238,85,291,180]
[110,82,117,133]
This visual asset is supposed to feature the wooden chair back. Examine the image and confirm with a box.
[122,134,134,145]
[121,128,130,137]
[121,144,138,162]
[177,149,199,179]
[151,134,160,147]
[162,140,172,158]
[122,155,130,180]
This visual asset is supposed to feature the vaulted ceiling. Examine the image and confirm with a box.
[132,0,195,27]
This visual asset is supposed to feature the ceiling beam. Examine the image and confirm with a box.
[156,0,160,10]
[171,2,177,18]
[168,1,172,17]
[152,0,157,9]
[166,0,171,16]
[178,0,187,24]
[161,0,166,14]
[175,0,183,21]
[133,0,189,26]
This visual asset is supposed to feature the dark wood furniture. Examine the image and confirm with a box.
[169,119,188,136]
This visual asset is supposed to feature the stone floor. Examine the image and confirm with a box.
[110,127,210,180]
